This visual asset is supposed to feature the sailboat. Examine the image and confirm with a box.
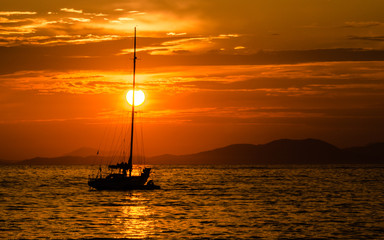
[88,28,160,190]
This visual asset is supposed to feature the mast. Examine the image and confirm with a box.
[127,27,137,177]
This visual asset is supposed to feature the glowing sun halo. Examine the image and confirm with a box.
[126,90,145,106]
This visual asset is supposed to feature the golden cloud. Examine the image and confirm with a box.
[60,8,83,14]
[0,11,37,16]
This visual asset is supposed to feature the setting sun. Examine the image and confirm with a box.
[2,1,384,239]
[126,90,145,106]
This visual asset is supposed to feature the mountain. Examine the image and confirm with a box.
[17,156,100,165]
[147,139,383,165]
[344,142,384,161]
[8,139,384,165]
[64,147,99,157]
[0,159,12,165]
[15,155,139,165]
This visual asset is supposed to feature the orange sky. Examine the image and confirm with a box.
[1,0,384,160]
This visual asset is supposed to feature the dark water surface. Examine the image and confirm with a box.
[1,165,384,239]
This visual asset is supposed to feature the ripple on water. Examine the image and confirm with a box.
[1,165,384,239]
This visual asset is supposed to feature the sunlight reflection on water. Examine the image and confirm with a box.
[114,195,154,238]
[1,165,384,239]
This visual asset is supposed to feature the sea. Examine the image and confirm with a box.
[1,165,384,239]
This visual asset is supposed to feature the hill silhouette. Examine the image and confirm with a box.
[0,159,10,165]
[64,147,99,157]
[147,139,364,165]
[2,139,384,165]
[344,142,384,161]
[17,156,99,165]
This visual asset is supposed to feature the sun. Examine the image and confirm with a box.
[126,90,145,106]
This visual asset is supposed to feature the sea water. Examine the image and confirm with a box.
[1,165,384,239]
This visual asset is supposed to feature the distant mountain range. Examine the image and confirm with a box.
[148,139,384,165]
[2,139,384,165]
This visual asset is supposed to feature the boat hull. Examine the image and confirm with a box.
[88,178,159,190]
[88,168,160,190]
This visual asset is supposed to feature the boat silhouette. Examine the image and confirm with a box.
[88,28,160,190]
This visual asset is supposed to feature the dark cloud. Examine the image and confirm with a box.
[173,77,384,92]
[0,19,35,27]
[348,35,384,42]
[342,21,383,28]
[1,0,384,51]
[2,41,384,74]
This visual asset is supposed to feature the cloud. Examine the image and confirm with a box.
[0,18,57,35]
[348,35,384,42]
[67,17,91,23]
[0,4,202,47]
[0,0,383,54]
[0,70,130,94]
[4,61,383,99]
[0,34,121,47]
[1,61,384,156]
[164,62,384,97]
[83,12,108,17]
[167,32,187,36]
[2,39,384,75]
[60,8,83,14]
[118,34,242,56]
[343,21,383,28]
[0,11,37,16]
[0,18,35,27]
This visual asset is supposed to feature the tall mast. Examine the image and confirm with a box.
[127,27,137,177]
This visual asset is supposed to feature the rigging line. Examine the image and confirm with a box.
[133,111,145,166]
[107,113,121,164]
[115,109,131,163]
[107,104,128,165]
[104,112,119,164]
[96,115,110,155]
[93,111,115,169]
[133,117,142,165]
[98,113,118,166]
[123,111,131,163]
[137,110,146,166]
[94,96,129,168]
